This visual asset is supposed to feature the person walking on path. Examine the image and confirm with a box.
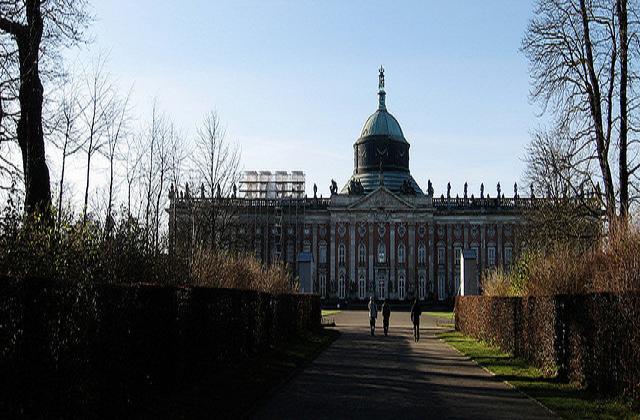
[410,298,422,342]
[382,299,391,336]
[368,297,378,336]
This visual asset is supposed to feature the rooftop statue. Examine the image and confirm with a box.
[464,182,468,199]
[480,183,484,198]
[313,183,318,199]
[447,182,451,199]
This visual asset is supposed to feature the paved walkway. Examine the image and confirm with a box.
[254,310,554,420]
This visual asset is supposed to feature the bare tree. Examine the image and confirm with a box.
[522,0,640,221]
[124,132,143,219]
[79,56,114,224]
[51,76,83,227]
[524,127,596,199]
[0,0,90,215]
[191,111,240,248]
[102,85,132,228]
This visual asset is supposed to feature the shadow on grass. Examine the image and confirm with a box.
[438,331,638,420]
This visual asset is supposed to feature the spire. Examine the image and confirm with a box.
[378,65,386,110]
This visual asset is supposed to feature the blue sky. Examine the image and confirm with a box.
[77,0,540,197]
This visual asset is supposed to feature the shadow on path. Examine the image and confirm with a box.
[253,311,554,420]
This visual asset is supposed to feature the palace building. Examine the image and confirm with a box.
[168,68,534,304]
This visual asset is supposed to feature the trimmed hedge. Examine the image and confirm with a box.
[455,294,640,402]
[0,277,320,418]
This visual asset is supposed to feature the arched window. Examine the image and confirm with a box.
[338,243,346,265]
[358,273,366,300]
[358,243,366,265]
[319,242,327,264]
[338,273,346,299]
[378,243,386,263]
[398,273,406,300]
[418,243,426,265]
[398,243,406,264]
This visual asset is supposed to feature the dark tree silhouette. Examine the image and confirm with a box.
[0,0,90,215]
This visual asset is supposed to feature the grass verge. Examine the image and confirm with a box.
[424,311,454,320]
[140,328,340,419]
[321,309,341,316]
[438,331,638,420]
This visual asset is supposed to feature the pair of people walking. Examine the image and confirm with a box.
[368,297,391,336]
[368,297,421,341]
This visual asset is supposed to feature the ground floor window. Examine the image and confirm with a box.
[398,274,406,300]
[438,271,445,301]
[358,275,366,300]
[338,274,346,299]
[377,278,386,299]
[454,272,460,295]
[419,274,426,300]
[319,274,326,298]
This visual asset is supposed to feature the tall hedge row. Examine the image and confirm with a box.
[0,277,321,418]
[455,294,640,401]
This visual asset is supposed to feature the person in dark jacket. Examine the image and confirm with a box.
[410,298,422,342]
[382,299,391,336]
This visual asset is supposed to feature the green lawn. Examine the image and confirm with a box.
[424,311,454,320]
[321,309,341,316]
[438,331,638,419]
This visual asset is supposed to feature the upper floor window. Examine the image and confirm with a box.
[488,246,496,266]
[397,243,406,264]
[338,243,346,265]
[454,247,462,266]
[358,243,366,265]
[418,243,426,265]
[319,242,327,264]
[437,247,445,265]
[378,243,386,264]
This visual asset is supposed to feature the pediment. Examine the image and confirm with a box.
[347,187,415,210]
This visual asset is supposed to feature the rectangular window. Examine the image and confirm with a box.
[418,244,426,265]
[338,244,345,265]
[505,247,513,267]
[488,247,496,266]
[319,274,326,298]
[438,271,445,301]
[454,247,462,266]
[319,243,327,264]
[437,247,445,265]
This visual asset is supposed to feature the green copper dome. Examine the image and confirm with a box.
[342,66,423,195]
[359,109,406,142]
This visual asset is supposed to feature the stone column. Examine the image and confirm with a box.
[408,222,416,298]
[330,221,336,298]
[480,224,486,274]
[428,225,434,296]
[312,223,318,292]
[368,221,374,296]
[447,224,453,297]
[497,223,503,267]
[349,221,356,293]
[389,221,395,298]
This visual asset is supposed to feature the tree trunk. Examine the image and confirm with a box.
[15,0,51,216]
[617,0,629,219]
[579,0,617,219]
